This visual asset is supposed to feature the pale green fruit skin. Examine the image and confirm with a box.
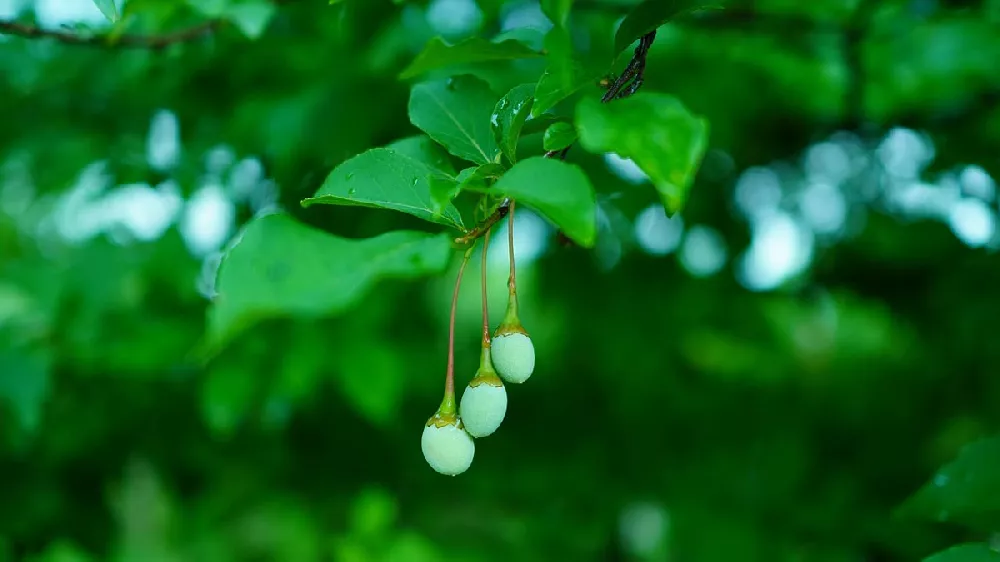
[460,382,507,437]
[491,332,535,383]
[421,421,475,476]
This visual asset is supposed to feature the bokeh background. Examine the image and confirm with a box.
[2,0,1000,560]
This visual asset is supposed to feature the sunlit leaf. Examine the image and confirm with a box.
[400,37,542,79]
[302,148,464,229]
[491,83,535,164]
[408,76,501,165]
[207,214,454,348]
[575,93,709,214]
[460,157,596,246]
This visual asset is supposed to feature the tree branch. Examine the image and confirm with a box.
[455,201,510,246]
[457,31,660,245]
[0,19,221,49]
[458,31,659,245]
[543,30,657,162]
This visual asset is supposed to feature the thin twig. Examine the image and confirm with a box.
[538,31,656,161]
[455,201,509,245]
[0,19,221,49]
[601,31,656,102]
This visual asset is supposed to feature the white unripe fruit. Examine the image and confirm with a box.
[460,381,507,438]
[421,419,475,476]
[491,332,535,383]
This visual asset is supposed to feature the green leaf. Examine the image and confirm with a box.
[186,0,227,16]
[531,26,609,117]
[348,487,399,537]
[333,341,408,427]
[575,93,709,214]
[408,76,501,165]
[460,157,596,247]
[429,176,462,217]
[302,148,464,230]
[184,0,274,37]
[459,163,505,188]
[385,135,457,177]
[207,214,454,348]
[201,363,258,437]
[491,84,535,164]
[613,0,725,55]
[924,544,1000,562]
[543,122,577,151]
[400,37,543,80]
[92,0,120,23]
[225,0,276,39]
[898,436,1000,529]
[28,539,95,562]
[520,113,562,137]
[431,163,505,214]
[493,27,546,51]
[0,346,51,432]
[541,0,573,27]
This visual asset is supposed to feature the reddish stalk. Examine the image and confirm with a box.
[507,201,517,301]
[481,227,492,347]
[442,246,475,413]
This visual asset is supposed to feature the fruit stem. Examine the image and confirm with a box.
[441,245,475,416]
[478,343,497,375]
[507,200,517,302]
[499,295,520,329]
[481,226,491,349]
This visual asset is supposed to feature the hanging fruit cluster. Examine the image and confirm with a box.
[421,202,536,476]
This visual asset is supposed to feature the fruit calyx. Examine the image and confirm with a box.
[426,383,460,428]
[493,296,529,338]
[469,345,504,387]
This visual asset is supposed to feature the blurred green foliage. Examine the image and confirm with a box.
[2,0,1000,560]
